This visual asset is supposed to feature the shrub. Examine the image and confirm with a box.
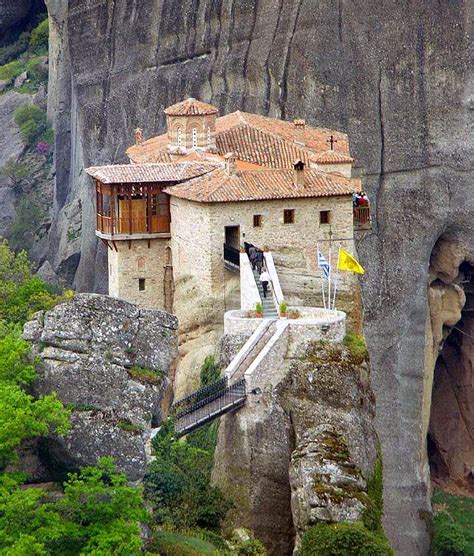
[29,19,49,52]
[0,32,30,66]
[299,522,393,556]
[0,60,24,82]
[432,514,468,555]
[200,355,221,386]
[343,332,369,365]
[0,158,29,190]
[14,104,49,146]
[128,365,163,385]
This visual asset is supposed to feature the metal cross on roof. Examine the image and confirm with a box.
[327,135,337,150]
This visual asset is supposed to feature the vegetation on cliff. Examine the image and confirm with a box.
[0,243,148,555]
[431,489,474,555]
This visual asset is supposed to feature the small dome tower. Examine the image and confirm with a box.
[164,98,218,154]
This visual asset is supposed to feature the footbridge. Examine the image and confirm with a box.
[171,250,346,437]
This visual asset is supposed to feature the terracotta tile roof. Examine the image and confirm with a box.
[311,150,354,164]
[127,134,171,164]
[126,109,350,169]
[217,111,350,156]
[85,162,217,184]
[164,97,218,116]
[164,168,360,203]
[216,123,309,169]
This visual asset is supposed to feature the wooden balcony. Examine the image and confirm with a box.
[95,181,171,240]
[353,206,371,231]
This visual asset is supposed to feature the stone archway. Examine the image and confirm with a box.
[427,238,474,494]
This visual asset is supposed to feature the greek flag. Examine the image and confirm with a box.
[317,250,330,279]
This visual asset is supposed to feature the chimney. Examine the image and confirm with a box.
[224,152,237,175]
[134,127,143,146]
[293,159,305,186]
[293,119,305,145]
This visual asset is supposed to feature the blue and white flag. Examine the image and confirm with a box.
[317,250,330,279]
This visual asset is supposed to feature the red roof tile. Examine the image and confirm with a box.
[311,150,354,164]
[164,97,218,116]
[164,168,360,203]
[85,162,217,184]
[126,109,351,169]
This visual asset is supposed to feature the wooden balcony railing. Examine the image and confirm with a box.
[353,206,371,230]
[96,214,170,235]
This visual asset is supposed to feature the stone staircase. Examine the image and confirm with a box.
[252,268,278,318]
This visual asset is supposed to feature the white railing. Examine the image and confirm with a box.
[240,252,261,310]
[263,252,284,307]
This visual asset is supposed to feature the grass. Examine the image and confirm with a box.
[117,419,144,433]
[128,365,163,386]
[150,529,220,555]
[343,332,369,365]
[432,489,474,555]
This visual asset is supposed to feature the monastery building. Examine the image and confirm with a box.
[86,98,369,313]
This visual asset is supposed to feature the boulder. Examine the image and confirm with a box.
[14,71,28,88]
[23,293,179,481]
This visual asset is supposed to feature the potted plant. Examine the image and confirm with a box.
[263,245,270,252]
[255,302,263,318]
[279,301,288,318]
[289,309,301,320]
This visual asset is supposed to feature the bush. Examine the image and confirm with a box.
[299,522,393,556]
[29,19,49,52]
[343,332,369,365]
[200,355,221,386]
[14,104,49,146]
[0,32,30,66]
[432,515,468,555]
[0,158,29,190]
[0,60,24,82]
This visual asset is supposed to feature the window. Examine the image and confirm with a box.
[192,128,197,148]
[253,214,262,227]
[139,278,145,291]
[320,210,332,225]
[284,209,295,224]
[177,128,182,147]
[207,127,211,146]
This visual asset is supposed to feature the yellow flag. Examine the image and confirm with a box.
[337,248,365,274]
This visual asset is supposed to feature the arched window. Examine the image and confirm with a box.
[207,127,211,146]
[192,128,197,148]
[177,128,182,147]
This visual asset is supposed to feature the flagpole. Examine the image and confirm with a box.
[332,245,341,310]
[317,244,326,309]
[327,234,332,313]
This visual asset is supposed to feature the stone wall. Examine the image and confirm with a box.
[169,196,213,294]
[108,238,170,310]
[170,195,358,305]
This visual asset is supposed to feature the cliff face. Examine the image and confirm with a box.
[43,1,472,553]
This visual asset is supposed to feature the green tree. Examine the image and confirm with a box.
[0,458,147,555]
[13,104,49,147]
[0,240,63,325]
[0,329,70,468]
[0,158,29,191]
[145,421,232,531]
[29,19,49,53]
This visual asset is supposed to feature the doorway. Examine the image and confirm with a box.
[225,225,240,249]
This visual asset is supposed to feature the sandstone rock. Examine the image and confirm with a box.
[23,293,178,481]
[0,79,10,92]
[213,341,379,555]
[14,71,28,88]
[43,2,472,552]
